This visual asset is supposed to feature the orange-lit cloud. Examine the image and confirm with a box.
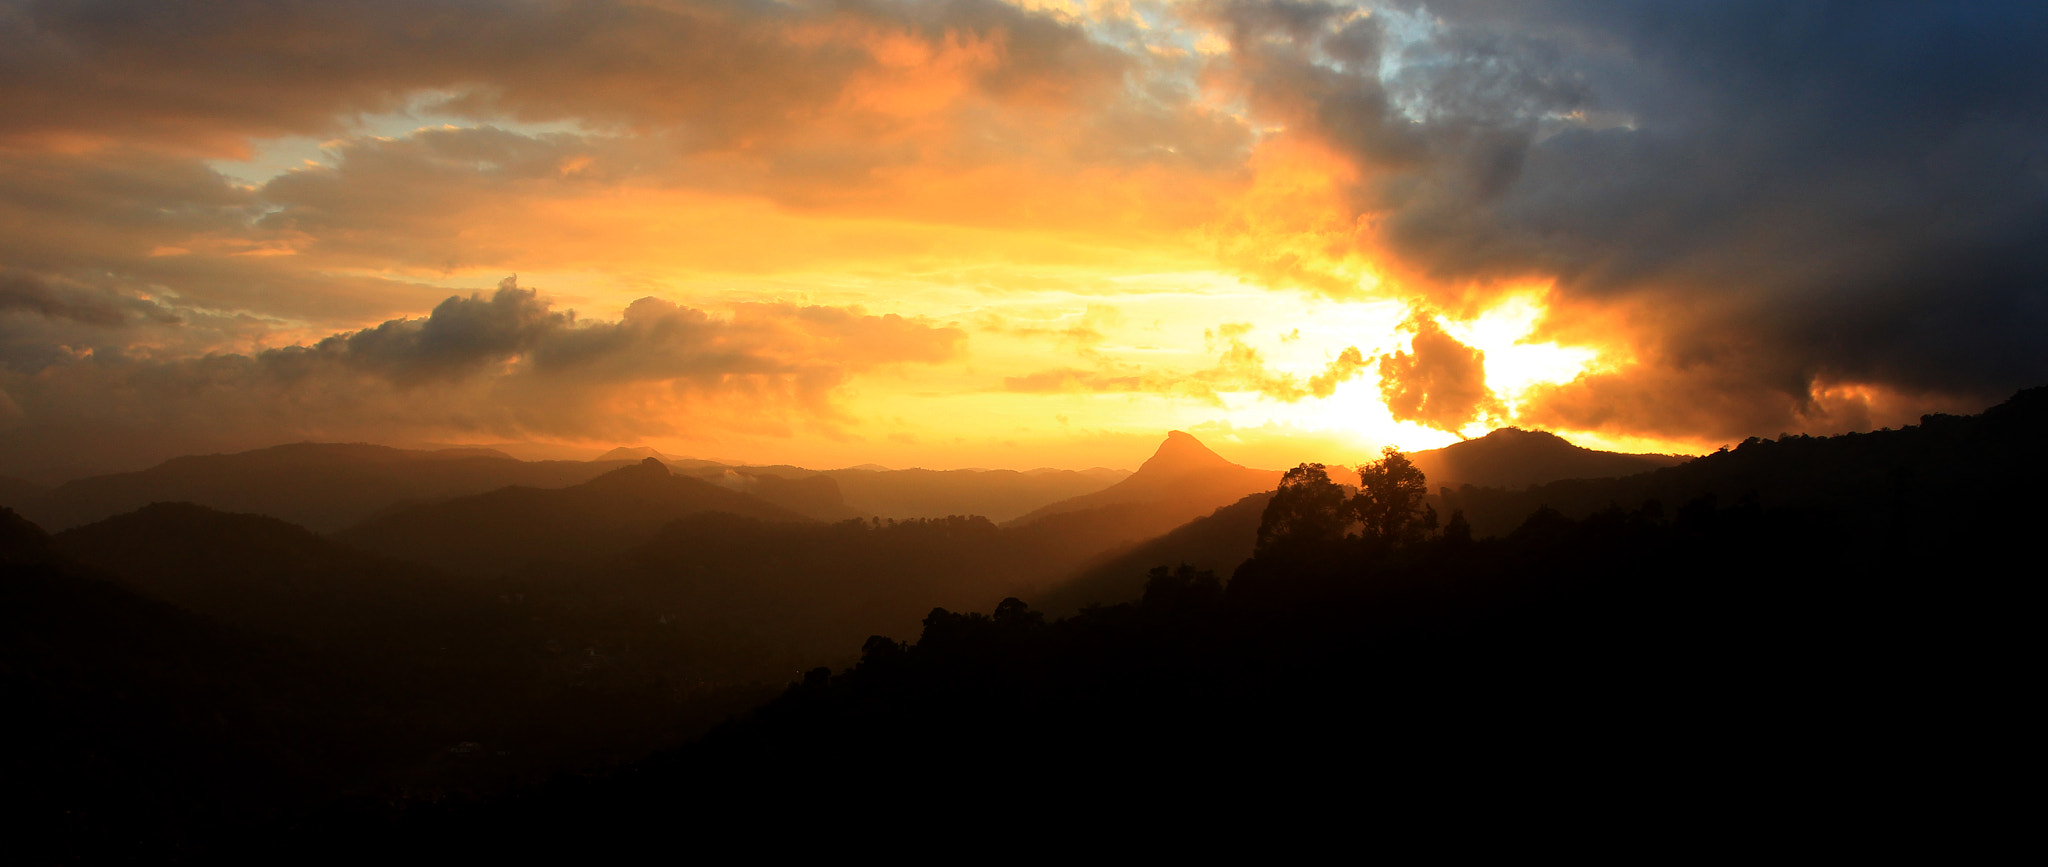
[0,278,964,473]
[1,0,2042,478]
[1376,311,1500,435]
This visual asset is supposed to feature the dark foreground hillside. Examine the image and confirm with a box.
[9,390,2039,858]
[315,390,2043,854]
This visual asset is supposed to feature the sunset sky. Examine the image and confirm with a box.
[3,0,2044,479]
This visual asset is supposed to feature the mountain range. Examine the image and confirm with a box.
[17,391,2045,858]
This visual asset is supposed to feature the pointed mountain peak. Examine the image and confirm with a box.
[1136,430,1238,477]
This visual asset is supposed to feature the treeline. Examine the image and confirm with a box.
[345,390,2046,851]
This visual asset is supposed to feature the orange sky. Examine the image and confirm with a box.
[4,0,2032,479]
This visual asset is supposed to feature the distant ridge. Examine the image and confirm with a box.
[17,442,638,532]
[1407,428,1687,492]
[596,446,690,463]
[1007,431,1277,529]
[337,458,812,577]
[595,446,730,470]
[1444,386,2048,537]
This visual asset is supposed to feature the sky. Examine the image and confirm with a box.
[1,0,2044,479]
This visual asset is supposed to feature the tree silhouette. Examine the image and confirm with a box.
[1256,463,1351,553]
[1353,447,1435,547]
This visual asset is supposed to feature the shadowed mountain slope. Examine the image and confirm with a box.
[20,443,638,532]
[1407,428,1688,491]
[337,459,811,577]
[1006,431,1276,529]
[1035,491,1273,616]
[342,390,2044,855]
[54,503,511,655]
[1,507,409,859]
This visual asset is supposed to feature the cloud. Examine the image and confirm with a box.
[1,0,2044,457]
[1191,0,2048,434]
[0,270,180,328]
[1376,311,1498,433]
[1307,346,1366,398]
[1003,323,1370,406]
[297,278,562,385]
[0,279,966,475]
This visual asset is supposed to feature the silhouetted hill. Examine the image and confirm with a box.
[1035,491,1272,615]
[1006,431,1276,530]
[1035,428,1689,614]
[597,446,729,470]
[36,501,783,833]
[1406,427,1686,491]
[1,507,406,860]
[352,391,2042,852]
[337,459,812,577]
[20,443,639,532]
[30,386,2048,856]
[54,503,510,654]
[1442,387,2048,537]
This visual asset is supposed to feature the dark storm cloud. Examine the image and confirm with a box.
[1199,0,2048,437]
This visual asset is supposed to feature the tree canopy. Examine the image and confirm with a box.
[1354,446,1435,547]
[1256,463,1351,553]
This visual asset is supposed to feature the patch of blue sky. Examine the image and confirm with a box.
[207,89,591,186]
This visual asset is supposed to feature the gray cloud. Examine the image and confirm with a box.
[0,270,180,328]
[304,278,563,385]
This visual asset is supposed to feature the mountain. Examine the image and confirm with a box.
[342,390,2044,853]
[1035,491,1273,615]
[1442,387,2048,538]
[19,443,639,532]
[53,503,508,655]
[1006,431,1277,529]
[685,468,863,522]
[1406,428,1687,491]
[1,507,406,858]
[336,458,811,577]
[794,466,1129,523]
[596,446,731,471]
[1031,431,1684,613]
